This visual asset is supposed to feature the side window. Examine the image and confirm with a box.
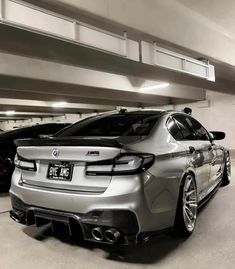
[188,117,210,141]
[167,118,184,140]
[173,115,196,140]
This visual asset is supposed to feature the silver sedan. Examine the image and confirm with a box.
[10,110,231,245]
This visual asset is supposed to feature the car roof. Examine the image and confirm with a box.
[99,109,165,116]
[98,109,188,118]
[0,123,70,140]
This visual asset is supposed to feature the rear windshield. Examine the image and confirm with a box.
[57,113,161,137]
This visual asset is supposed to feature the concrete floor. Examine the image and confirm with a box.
[0,162,234,269]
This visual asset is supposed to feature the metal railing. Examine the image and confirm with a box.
[153,43,211,80]
[0,0,215,81]
[0,0,128,57]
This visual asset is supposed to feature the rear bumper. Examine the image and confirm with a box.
[10,194,141,245]
[10,169,150,228]
[10,168,177,242]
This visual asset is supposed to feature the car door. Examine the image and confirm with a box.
[188,117,221,188]
[173,114,212,199]
[208,142,224,186]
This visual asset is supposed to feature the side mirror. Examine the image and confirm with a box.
[209,131,225,140]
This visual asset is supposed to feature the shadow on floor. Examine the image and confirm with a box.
[23,223,188,264]
[99,234,187,264]
[22,187,218,264]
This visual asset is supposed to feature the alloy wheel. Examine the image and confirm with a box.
[182,175,198,232]
[225,152,231,182]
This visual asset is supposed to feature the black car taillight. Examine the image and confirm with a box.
[14,154,37,172]
[86,153,155,176]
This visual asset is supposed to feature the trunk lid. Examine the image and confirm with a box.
[16,138,122,193]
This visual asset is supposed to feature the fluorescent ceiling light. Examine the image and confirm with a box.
[5,110,16,115]
[52,102,67,108]
[139,83,170,92]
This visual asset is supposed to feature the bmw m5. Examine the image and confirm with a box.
[9,110,231,245]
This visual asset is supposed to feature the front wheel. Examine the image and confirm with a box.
[174,173,198,236]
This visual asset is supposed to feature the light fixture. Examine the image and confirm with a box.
[139,83,170,92]
[52,102,67,108]
[5,110,16,115]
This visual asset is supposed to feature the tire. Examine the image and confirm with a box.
[221,150,231,187]
[174,173,198,236]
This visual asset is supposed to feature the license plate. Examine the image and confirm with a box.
[47,163,73,181]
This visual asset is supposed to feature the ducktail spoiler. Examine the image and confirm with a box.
[14,137,123,148]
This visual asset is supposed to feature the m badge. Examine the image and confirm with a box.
[86,151,100,156]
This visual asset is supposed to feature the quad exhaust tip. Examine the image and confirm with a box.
[10,209,25,223]
[91,227,104,241]
[91,227,121,243]
[104,228,121,243]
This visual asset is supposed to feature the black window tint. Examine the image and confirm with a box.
[173,115,196,140]
[58,113,161,137]
[167,118,184,140]
[188,117,210,141]
[40,125,64,135]
[35,124,67,136]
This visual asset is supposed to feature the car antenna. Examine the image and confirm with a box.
[182,107,192,115]
[119,108,128,114]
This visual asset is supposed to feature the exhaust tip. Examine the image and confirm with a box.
[10,210,25,223]
[91,227,104,241]
[104,228,121,243]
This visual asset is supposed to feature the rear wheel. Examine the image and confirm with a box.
[221,151,231,187]
[174,173,198,236]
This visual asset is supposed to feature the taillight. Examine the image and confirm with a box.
[14,154,37,172]
[86,153,155,176]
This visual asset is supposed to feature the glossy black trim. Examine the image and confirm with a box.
[198,181,222,208]
[14,137,123,148]
[210,131,226,141]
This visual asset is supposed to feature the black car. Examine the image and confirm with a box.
[0,123,70,190]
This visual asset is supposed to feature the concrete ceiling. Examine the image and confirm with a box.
[0,0,235,122]
[177,0,235,40]
[27,0,235,77]
[0,22,207,121]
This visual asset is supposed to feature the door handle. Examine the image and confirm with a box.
[211,159,216,166]
[208,145,213,151]
[189,146,196,154]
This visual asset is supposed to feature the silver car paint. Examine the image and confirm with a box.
[10,111,226,233]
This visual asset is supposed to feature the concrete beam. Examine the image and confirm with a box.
[27,0,235,68]
[0,51,205,104]
[0,75,170,106]
[0,24,233,95]
[0,87,138,107]
[0,98,116,113]
[0,111,63,116]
